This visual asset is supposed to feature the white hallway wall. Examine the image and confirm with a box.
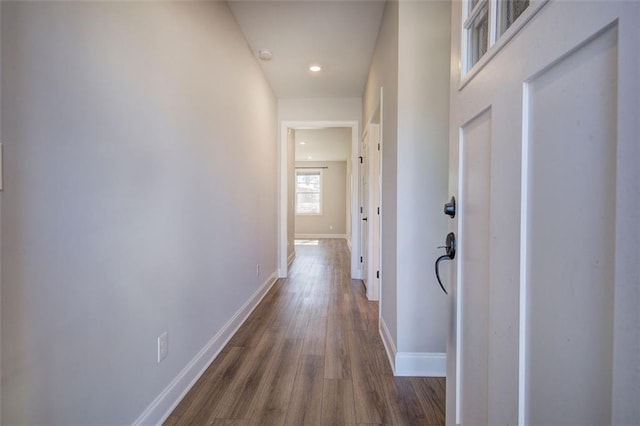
[363,0,399,358]
[278,97,362,129]
[1,2,277,424]
[396,0,450,359]
[364,0,451,375]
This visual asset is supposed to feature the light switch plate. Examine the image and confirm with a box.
[157,332,168,363]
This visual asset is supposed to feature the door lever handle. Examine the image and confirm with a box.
[435,255,450,294]
[435,232,456,294]
[362,217,368,221]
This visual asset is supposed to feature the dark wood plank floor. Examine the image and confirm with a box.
[165,238,445,425]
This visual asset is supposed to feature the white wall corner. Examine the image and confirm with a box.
[287,251,295,266]
[394,352,446,377]
[132,272,279,425]
[379,316,397,375]
[380,316,446,377]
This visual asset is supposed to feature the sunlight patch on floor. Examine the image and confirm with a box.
[295,239,319,246]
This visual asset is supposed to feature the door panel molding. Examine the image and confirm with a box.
[520,23,618,424]
[457,107,493,425]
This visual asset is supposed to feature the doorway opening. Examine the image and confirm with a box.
[279,121,361,280]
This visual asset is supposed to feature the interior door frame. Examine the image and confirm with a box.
[361,101,382,302]
[278,120,360,279]
[359,129,369,291]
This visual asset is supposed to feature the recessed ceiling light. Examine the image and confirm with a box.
[258,49,273,61]
[309,64,322,72]
[307,156,313,160]
[299,141,306,145]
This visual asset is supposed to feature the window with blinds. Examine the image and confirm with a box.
[500,0,530,35]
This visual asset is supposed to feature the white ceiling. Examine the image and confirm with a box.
[227,0,385,98]
[295,128,351,162]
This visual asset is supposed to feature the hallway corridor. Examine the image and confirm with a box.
[165,239,445,425]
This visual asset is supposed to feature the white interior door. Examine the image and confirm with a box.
[447,1,639,424]
[360,135,369,290]
[368,122,381,301]
[362,119,381,301]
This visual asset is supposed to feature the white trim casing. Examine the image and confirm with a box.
[132,272,279,425]
[518,80,531,426]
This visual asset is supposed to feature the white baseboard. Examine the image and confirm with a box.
[287,251,295,266]
[295,233,347,239]
[133,272,279,425]
[395,352,446,377]
[379,316,446,377]
[379,316,397,375]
